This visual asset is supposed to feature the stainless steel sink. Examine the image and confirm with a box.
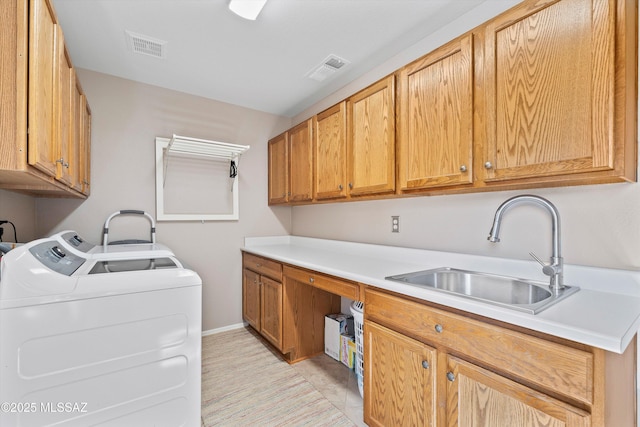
[385,267,579,314]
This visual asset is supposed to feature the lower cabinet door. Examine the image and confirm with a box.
[364,321,436,427]
[260,276,283,350]
[242,268,261,331]
[446,356,591,427]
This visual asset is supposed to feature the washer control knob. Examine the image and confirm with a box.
[70,235,84,246]
[51,246,66,258]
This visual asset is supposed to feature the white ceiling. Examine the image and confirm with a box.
[52,0,488,117]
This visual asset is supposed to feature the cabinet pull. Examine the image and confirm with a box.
[459,165,467,172]
[338,184,343,190]
[435,324,443,333]
[446,372,455,382]
[484,161,493,169]
[421,360,430,369]
[348,182,353,189]
[309,277,315,283]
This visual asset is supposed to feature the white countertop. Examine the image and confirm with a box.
[243,235,640,354]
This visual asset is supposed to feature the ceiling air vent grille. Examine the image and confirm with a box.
[125,31,167,59]
[307,54,350,82]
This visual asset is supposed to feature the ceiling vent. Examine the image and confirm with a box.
[125,31,167,59]
[306,54,350,82]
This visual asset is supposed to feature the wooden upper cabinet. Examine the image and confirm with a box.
[314,102,347,200]
[347,75,396,197]
[0,0,91,197]
[397,33,474,191]
[55,33,73,187]
[268,132,288,204]
[55,33,90,194]
[28,0,58,177]
[79,94,92,195]
[288,119,313,202]
[265,0,635,205]
[70,74,83,193]
[479,0,618,182]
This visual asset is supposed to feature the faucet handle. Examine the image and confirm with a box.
[529,252,558,276]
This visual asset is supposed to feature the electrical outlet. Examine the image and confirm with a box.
[391,216,400,233]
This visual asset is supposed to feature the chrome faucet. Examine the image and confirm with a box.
[487,195,565,294]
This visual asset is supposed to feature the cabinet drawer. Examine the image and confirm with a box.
[283,265,359,300]
[243,253,282,281]
[365,288,594,405]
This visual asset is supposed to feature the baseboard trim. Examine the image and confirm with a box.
[202,322,247,336]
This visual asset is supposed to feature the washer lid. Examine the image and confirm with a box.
[88,258,177,274]
[51,230,175,261]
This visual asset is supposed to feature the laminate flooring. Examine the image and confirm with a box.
[201,327,366,427]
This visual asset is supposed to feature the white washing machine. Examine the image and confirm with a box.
[0,231,202,427]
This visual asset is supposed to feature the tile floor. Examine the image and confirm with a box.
[290,353,366,427]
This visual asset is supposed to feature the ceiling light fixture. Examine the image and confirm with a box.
[228,0,267,20]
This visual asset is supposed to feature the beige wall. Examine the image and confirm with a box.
[36,70,292,332]
[290,0,640,272]
[291,185,640,271]
[0,189,37,243]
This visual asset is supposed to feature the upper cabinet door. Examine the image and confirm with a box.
[55,32,73,187]
[347,75,396,197]
[28,0,58,177]
[70,72,83,193]
[314,102,347,200]
[80,95,92,195]
[268,132,289,205]
[397,33,474,191]
[288,119,314,202]
[480,0,615,182]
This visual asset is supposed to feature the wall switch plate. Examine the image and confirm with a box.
[391,216,400,233]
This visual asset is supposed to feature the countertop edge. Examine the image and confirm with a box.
[242,236,640,355]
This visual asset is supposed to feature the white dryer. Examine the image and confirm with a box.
[0,231,202,427]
